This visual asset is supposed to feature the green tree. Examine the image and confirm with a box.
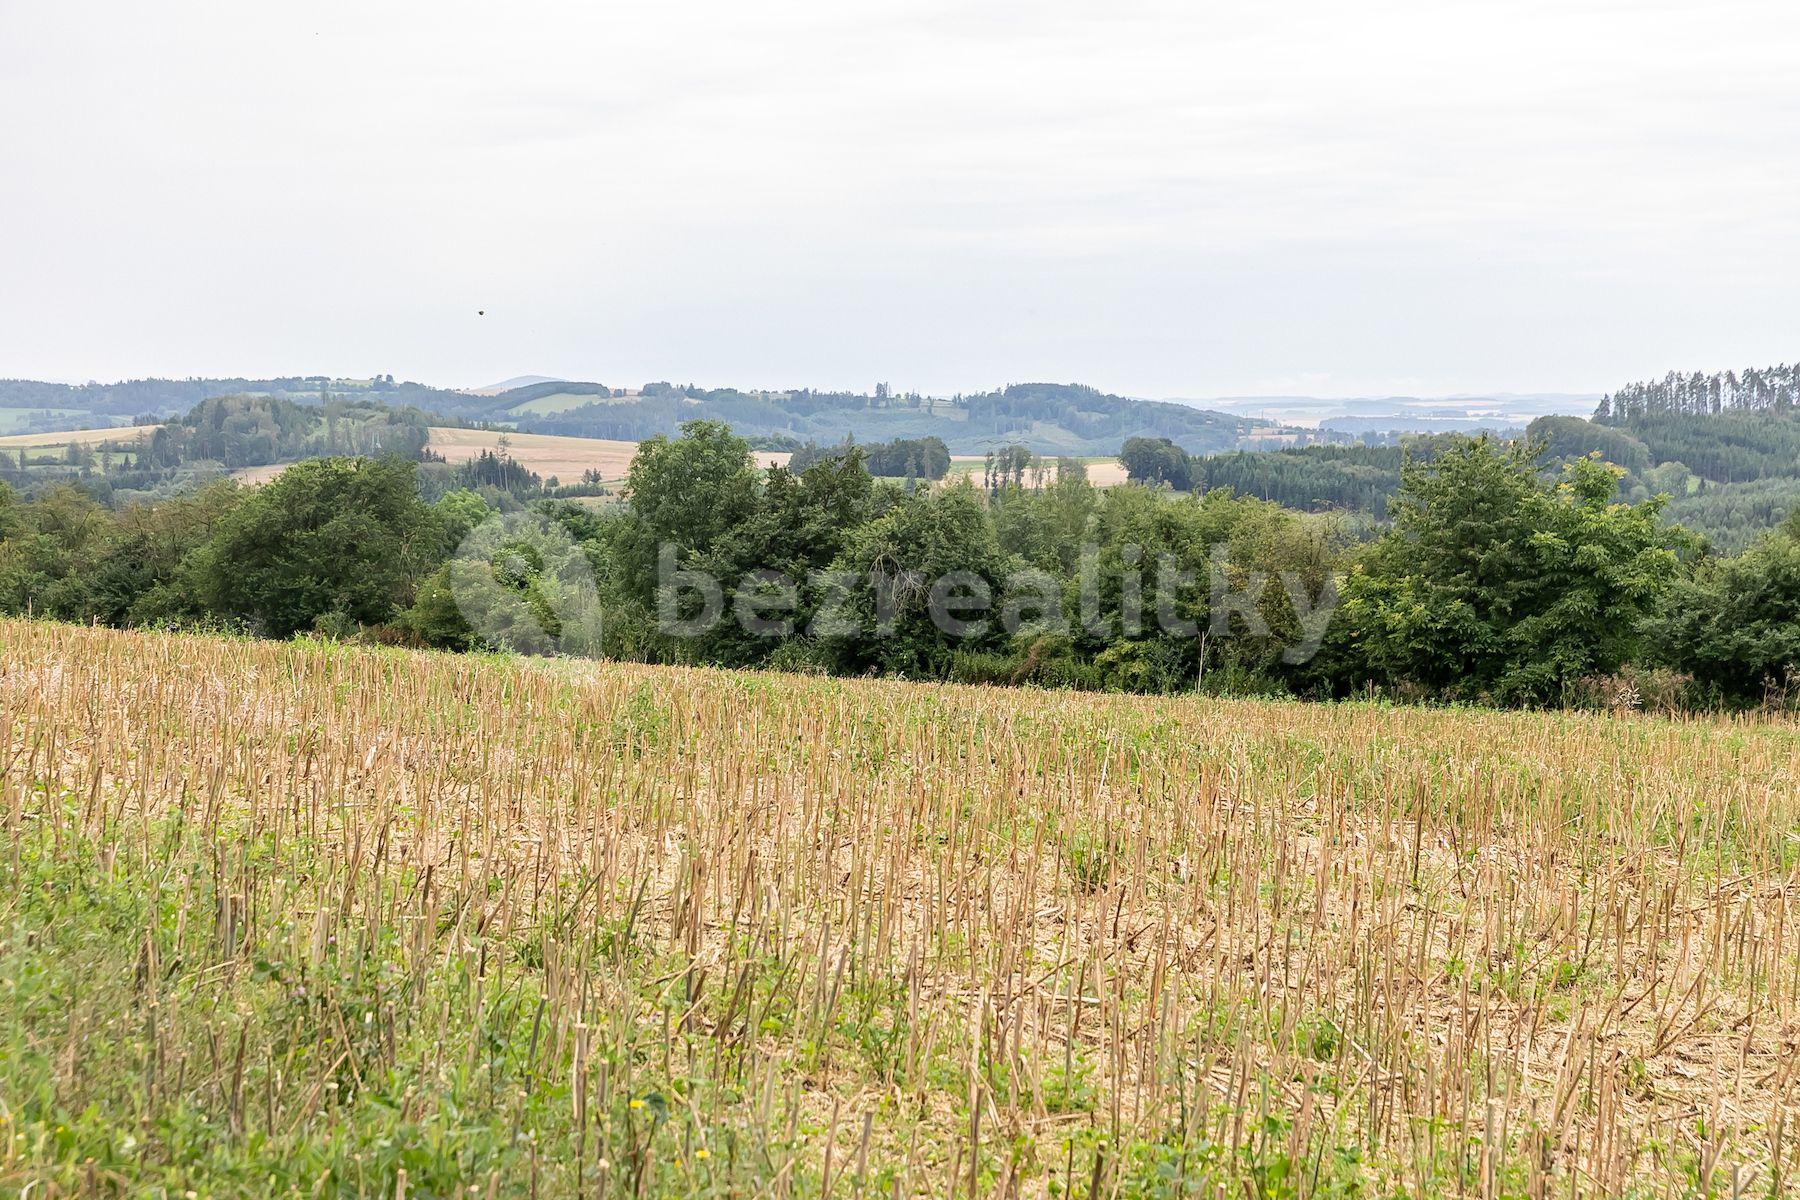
[590,421,764,660]
[1119,436,1192,490]
[1330,440,1684,704]
[434,489,494,546]
[825,480,1008,677]
[0,485,116,620]
[624,421,758,552]
[991,465,1098,576]
[1644,518,1800,703]
[687,452,877,666]
[1070,486,1339,694]
[181,457,444,637]
[609,421,759,608]
[399,566,475,650]
[76,483,242,626]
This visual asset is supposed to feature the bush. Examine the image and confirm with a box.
[182,457,444,638]
[1643,526,1800,704]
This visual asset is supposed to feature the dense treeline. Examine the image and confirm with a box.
[1660,478,1800,552]
[3,420,1795,709]
[0,460,434,636]
[0,395,437,506]
[1524,416,1653,473]
[788,435,952,479]
[1598,363,1800,420]
[1118,436,1481,518]
[1546,409,1800,485]
[1609,411,1800,484]
[1190,446,1404,516]
[1121,399,1800,552]
[149,394,434,468]
[416,449,548,502]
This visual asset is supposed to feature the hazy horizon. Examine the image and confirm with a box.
[8,366,1603,411]
[5,0,1796,398]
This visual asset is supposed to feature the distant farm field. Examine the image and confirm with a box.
[0,423,149,449]
[231,428,658,487]
[507,391,618,416]
[425,426,643,482]
[228,462,289,485]
[3,619,1796,1196]
[427,426,790,482]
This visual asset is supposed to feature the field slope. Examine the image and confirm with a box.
[426,427,790,484]
[0,424,154,449]
[2,621,1797,1196]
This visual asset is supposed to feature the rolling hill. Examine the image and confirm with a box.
[0,376,1280,457]
[480,380,1273,455]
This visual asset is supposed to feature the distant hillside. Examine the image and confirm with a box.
[1139,395,1800,551]
[490,380,1273,456]
[12,367,1795,549]
[1531,405,1800,551]
[0,375,475,433]
[467,374,564,396]
[0,393,440,508]
[1597,363,1797,421]
[0,376,1282,456]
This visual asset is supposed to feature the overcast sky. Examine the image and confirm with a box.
[3,0,1797,399]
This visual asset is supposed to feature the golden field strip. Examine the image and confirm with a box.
[0,426,146,449]
[231,429,789,488]
[2,619,1798,1196]
[4,424,1125,490]
[2,426,745,487]
[421,427,646,483]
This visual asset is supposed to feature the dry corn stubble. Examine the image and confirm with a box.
[2,617,1798,1197]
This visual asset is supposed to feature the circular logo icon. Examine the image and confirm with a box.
[448,510,603,656]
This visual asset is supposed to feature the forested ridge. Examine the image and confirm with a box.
[499,380,1274,454]
[789,435,953,479]
[0,375,1279,455]
[0,394,599,509]
[0,373,469,423]
[1472,361,1800,549]
[1597,363,1800,420]
[1122,439,1464,519]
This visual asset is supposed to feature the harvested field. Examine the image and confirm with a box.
[0,424,150,449]
[425,427,789,485]
[2,619,1797,1196]
[425,427,642,483]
